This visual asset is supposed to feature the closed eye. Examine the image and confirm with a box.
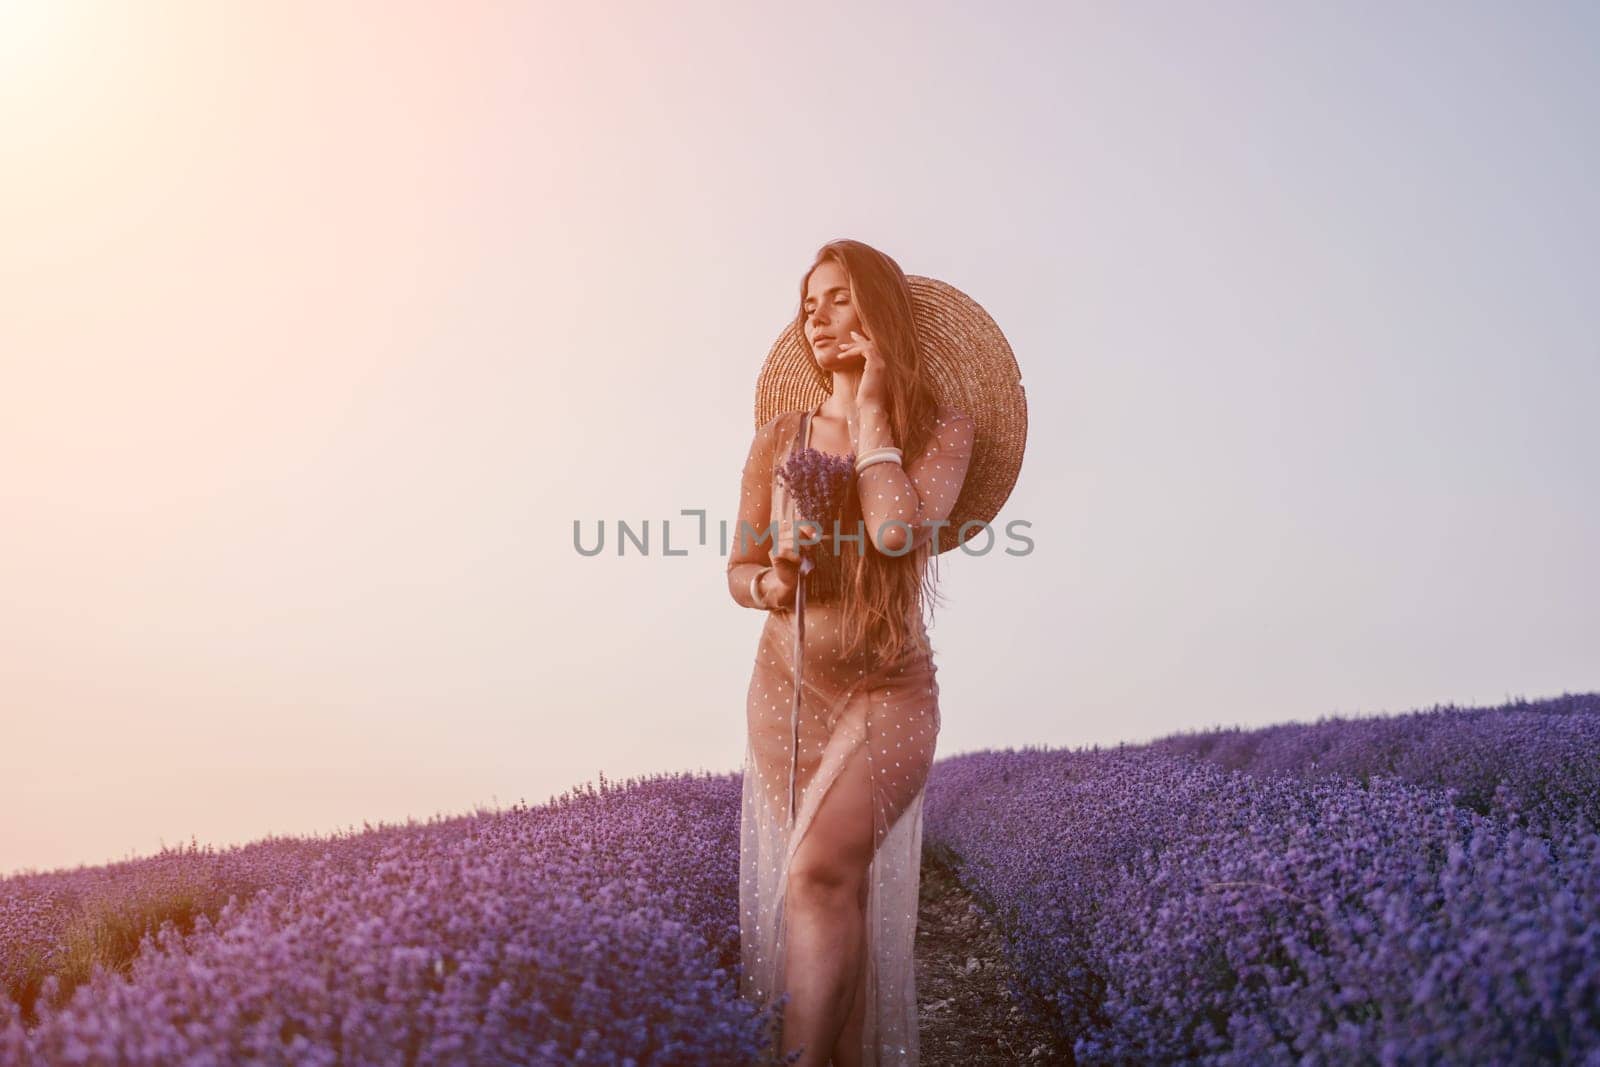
[805,296,850,315]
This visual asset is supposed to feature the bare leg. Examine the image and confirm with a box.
[829,878,870,1067]
[782,741,876,1067]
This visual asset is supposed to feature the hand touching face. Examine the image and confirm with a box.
[835,329,889,410]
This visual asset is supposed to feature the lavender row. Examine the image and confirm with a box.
[923,747,1600,1065]
[2,772,781,1066]
[1148,690,1600,833]
[1,810,486,1022]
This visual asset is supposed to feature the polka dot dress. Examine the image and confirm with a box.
[728,403,976,1066]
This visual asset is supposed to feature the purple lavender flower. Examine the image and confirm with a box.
[775,447,855,575]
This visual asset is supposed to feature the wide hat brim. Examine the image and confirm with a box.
[754,274,1027,555]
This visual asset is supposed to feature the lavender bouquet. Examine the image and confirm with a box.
[775,447,856,576]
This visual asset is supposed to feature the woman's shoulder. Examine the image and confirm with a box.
[755,408,810,437]
[928,404,976,443]
[919,404,976,459]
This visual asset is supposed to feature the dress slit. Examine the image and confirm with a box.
[784,680,874,869]
[739,655,934,1062]
[740,610,940,1066]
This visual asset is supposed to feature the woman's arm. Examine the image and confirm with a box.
[727,415,791,609]
[853,404,977,555]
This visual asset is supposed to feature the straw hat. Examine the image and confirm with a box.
[753,274,1027,554]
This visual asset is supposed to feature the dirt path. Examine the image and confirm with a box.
[915,847,1076,1064]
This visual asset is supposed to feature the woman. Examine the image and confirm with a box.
[727,239,981,1066]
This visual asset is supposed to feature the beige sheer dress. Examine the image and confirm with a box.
[727,401,976,1066]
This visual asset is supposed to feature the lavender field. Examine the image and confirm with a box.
[4,692,1599,1065]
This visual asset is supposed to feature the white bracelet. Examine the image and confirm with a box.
[855,447,904,475]
[749,566,772,609]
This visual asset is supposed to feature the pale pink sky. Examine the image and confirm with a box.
[2,1,1596,875]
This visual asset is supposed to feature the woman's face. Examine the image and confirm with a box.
[803,259,865,371]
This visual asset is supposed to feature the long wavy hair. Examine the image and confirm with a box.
[795,239,950,665]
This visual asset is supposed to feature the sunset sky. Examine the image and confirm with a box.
[2,0,1596,875]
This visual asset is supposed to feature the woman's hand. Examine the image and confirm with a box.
[837,329,890,411]
[775,516,823,564]
[760,558,799,610]
[764,516,819,610]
